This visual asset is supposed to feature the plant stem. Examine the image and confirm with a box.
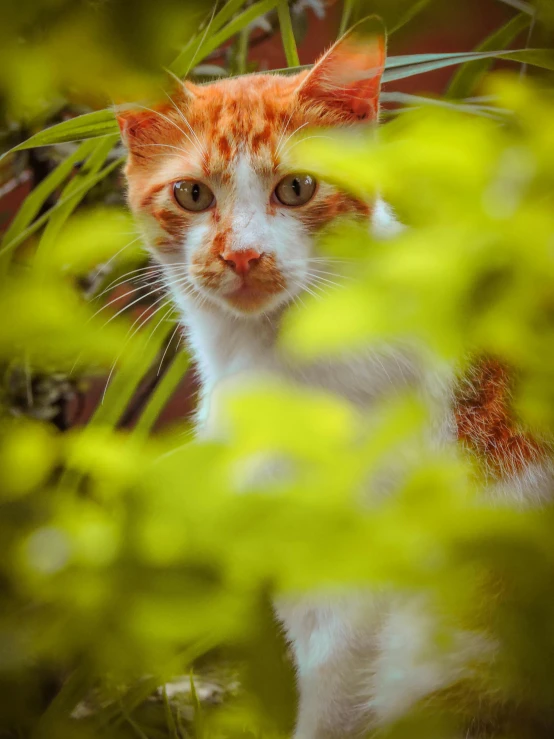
[277,0,300,67]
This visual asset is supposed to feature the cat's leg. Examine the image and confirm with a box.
[276,595,382,739]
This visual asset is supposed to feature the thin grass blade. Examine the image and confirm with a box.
[381,91,508,119]
[189,671,204,739]
[133,346,190,440]
[171,0,278,77]
[389,0,433,35]
[496,0,534,14]
[0,110,119,161]
[89,317,173,429]
[277,0,300,67]
[339,0,354,36]
[0,155,125,262]
[448,13,532,99]
[162,685,180,739]
[0,139,99,277]
[1,139,98,248]
[171,0,247,76]
[383,48,554,83]
[34,135,119,269]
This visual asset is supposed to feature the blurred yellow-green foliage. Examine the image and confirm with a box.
[1,1,554,738]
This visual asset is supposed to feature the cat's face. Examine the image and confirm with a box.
[118,23,385,318]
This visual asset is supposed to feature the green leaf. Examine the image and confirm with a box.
[1,139,97,248]
[260,63,312,76]
[277,0,300,67]
[389,0,433,35]
[448,14,532,99]
[381,91,507,119]
[0,153,125,262]
[252,48,554,81]
[0,139,98,278]
[170,0,246,76]
[162,685,180,739]
[34,135,119,269]
[386,51,481,68]
[88,314,174,430]
[94,639,217,733]
[208,0,249,33]
[189,671,204,739]
[339,0,355,36]
[133,346,190,440]
[0,109,119,161]
[35,666,93,738]
[496,0,535,14]
[383,48,554,83]
[171,0,278,78]
[48,208,139,275]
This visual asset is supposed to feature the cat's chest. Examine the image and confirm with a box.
[184,306,280,386]
[183,302,428,429]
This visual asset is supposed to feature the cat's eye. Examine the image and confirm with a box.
[274,174,317,207]
[173,180,215,212]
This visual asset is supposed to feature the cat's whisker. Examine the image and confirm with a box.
[274,111,295,157]
[305,286,328,300]
[89,285,153,320]
[275,97,302,157]
[308,257,357,263]
[284,286,307,311]
[95,279,159,304]
[304,273,338,289]
[96,280,169,326]
[304,267,350,280]
[94,268,192,321]
[163,89,207,163]
[296,282,321,301]
[304,273,345,289]
[157,322,183,377]
[294,257,357,265]
[282,134,334,156]
[86,236,144,292]
[142,304,176,349]
[95,266,160,298]
[303,282,332,298]
[94,268,166,299]
[90,274,168,317]
[160,273,198,295]
[276,121,310,158]
[101,299,174,405]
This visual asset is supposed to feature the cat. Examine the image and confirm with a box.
[117,17,551,738]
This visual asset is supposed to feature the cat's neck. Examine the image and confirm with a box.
[180,297,281,390]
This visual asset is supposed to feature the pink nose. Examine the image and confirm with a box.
[221,248,262,275]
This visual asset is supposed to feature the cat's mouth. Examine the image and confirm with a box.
[223,280,283,313]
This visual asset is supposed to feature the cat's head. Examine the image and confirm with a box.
[118,18,385,318]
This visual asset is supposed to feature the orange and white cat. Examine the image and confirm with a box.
[117,19,550,738]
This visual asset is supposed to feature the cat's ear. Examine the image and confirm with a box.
[116,80,197,150]
[296,16,386,123]
[116,108,160,148]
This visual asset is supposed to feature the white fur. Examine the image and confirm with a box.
[136,158,548,736]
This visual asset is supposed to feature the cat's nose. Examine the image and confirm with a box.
[220,248,262,275]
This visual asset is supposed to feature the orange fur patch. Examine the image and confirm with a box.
[455,358,546,479]
[296,191,371,230]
